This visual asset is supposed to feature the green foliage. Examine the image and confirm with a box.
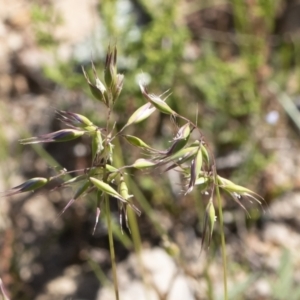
[271,250,300,300]
[30,3,62,48]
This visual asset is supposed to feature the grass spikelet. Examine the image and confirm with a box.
[217,176,264,205]
[139,82,176,116]
[89,177,141,216]
[20,129,85,144]
[200,198,216,255]
[1,177,48,196]
[82,65,108,106]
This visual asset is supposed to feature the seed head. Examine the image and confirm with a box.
[200,198,216,255]
[1,177,48,196]
[124,103,156,129]
[123,135,155,151]
[104,45,117,88]
[90,177,141,216]
[218,176,263,204]
[139,82,176,116]
[56,110,96,131]
[155,141,200,168]
[217,176,264,214]
[186,146,203,194]
[200,143,210,164]
[20,129,85,144]
[160,123,192,159]
[82,64,109,106]
[112,73,124,103]
[131,158,156,169]
[92,129,104,164]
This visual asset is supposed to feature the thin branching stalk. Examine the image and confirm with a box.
[105,192,119,300]
[102,125,119,300]
[127,209,152,300]
[215,182,228,300]
[204,265,214,300]
[113,137,151,299]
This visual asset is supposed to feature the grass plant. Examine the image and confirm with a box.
[1,46,263,300]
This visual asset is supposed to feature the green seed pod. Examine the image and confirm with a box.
[156,145,199,170]
[139,83,176,116]
[82,66,108,106]
[125,103,156,128]
[166,139,189,156]
[207,200,216,244]
[175,123,191,140]
[92,130,104,163]
[112,74,124,102]
[194,148,203,179]
[118,177,134,233]
[147,95,175,115]
[187,147,202,193]
[131,158,155,169]
[106,164,120,182]
[123,135,153,150]
[89,164,118,178]
[162,124,191,157]
[217,176,264,209]
[100,142,114,163]
[218,176,262,199]
[52,129,85,142]
[90,177,125,202]
[2,177,48,196]
[92,61,110,105]
[56,110,95,131]
[70,113,93,127]
[200,143,210,164]
[200,198,216,254]
[107,171,119,183]
[119,177,131,200]
[19,177,48,191]
[104,46,117,88]
[95,77,107,95]
[164,143,199,163]
[89,79,105,102]
[217,176,249,194]
[90,177,141,216]
[105,164,119,173]
[189,140,201,147]
[195,176,210,191]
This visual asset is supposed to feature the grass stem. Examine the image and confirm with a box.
[105,194,119,300]
[215,183,228,300]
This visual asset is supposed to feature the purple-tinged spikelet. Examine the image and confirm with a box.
[20,129,85,144]
[1,177,48,197]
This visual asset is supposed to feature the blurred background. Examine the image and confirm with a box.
[1,0,300,299]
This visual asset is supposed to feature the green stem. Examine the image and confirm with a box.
[127,208,151,300]
[215,183,228,300]
[105,194,119,300]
